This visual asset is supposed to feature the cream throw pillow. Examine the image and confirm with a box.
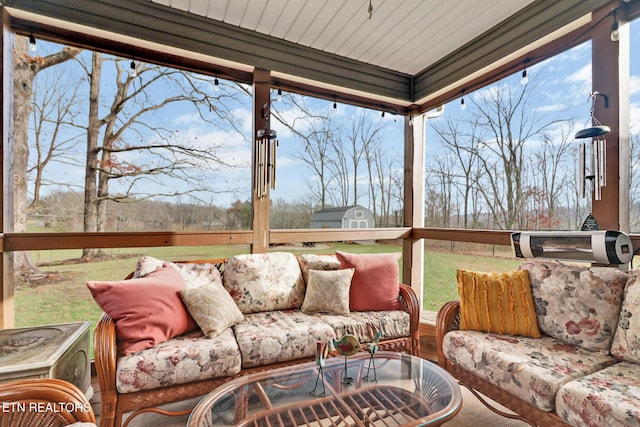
[301,268,354,315]
[181,282,244,339]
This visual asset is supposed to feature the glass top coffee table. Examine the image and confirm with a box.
[188,351,461,426]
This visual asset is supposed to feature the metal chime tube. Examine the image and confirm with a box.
[578,143,586,198]
[255,130,278,199]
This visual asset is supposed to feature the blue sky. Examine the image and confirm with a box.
[29,21,639,211]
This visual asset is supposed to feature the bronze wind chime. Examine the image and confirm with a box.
[254,128,278,199]
[577,91,609,201]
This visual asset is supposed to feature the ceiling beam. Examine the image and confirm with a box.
[2,0,413,102]
[413,0,613,101]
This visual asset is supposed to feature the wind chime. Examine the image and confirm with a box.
[254,128,278,199]
[576,91,609,201]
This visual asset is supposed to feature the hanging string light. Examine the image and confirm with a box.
[29,32,36,53]
[610,9,619,42]
[129,60,137,78]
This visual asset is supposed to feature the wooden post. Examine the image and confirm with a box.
[590,4,629,231]
[251,69,271,253]
[1,9,15,328]
[403,112,425,311]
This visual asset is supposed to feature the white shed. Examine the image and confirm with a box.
[310,205,374,229]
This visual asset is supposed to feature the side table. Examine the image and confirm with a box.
[0,321,92,398]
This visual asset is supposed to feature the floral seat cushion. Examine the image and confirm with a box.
[224,252,305,314]
[519,261,627,353]
[317,310,409,344]
[233,310,336,368]
[115,328,241,393]
[443,330,617,411]
[556,362,640,427]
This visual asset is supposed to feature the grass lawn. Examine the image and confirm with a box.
[13,242,521,356]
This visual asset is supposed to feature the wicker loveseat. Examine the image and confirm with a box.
[437,260,640,427]
[91,251,420,427]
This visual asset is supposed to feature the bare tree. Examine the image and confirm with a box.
[531,120,575,228]
[12,36,81,275]
[273,95,337,209]
[469,83,566,229]
[431,115,486,228]
[76,54,248,258]
[29,68,84,211]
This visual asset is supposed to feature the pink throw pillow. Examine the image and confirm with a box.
[335,251,402,311]
[87,264,197,355]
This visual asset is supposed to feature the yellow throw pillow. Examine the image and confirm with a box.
[457,269,540,338]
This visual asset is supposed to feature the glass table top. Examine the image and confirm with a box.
[188,351,462,427]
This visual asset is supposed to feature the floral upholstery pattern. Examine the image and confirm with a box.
[297,254,340,285]
[556,362,640,427]
[520,261,627,353]
[224,252,305,314]
[233,310,336,368]
[442,330,617,411]
[133,255,224,288]
[611,271,640,363]
[115,328,241,393]
[317,310,410,344]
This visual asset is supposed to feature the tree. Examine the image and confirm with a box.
[76,54,248,258]
[431,116,485,228]
[273,95,338,209]
[12,35,81,276]
[463,82,565,229]
[28,68,84,211]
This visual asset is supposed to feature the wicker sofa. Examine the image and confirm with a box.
[90,251,420,427]
[437,260,640,427]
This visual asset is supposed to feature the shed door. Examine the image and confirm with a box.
[349,219,368,228]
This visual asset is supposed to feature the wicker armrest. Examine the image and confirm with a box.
[94,313,118,427]
[436,300,460,368]
[398,283,420,356]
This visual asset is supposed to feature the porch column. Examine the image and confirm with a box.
[403,112,425,311]
[590,4,629,232]
[1,11,14,328]
[251,68,271,253]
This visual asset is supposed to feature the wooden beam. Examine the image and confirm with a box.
[270,228,411,245]
[3,231,252,251]
[1,8,13,328]
[414,0,612,101]
[251,69,271,253]
[413,228,514,246]
[3,0,412,102]
[402,112,425,308]
[591,3,625,230]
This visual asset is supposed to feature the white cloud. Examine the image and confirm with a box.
[535,103,567,113]
[630,75,640,96]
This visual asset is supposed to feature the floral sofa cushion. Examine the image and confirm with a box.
[442,330,618,411]
[297,254,340,285]
[133,255,224,288]
[556,362,640,427]
[223,252,305,314]
[316,310,410,344]
[519,261,628,353]
[611,271,640,363]
[233,310,336,368]
[115,328,241,393]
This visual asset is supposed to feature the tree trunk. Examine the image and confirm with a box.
[82,52,102,259]
[12,37,39,275]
